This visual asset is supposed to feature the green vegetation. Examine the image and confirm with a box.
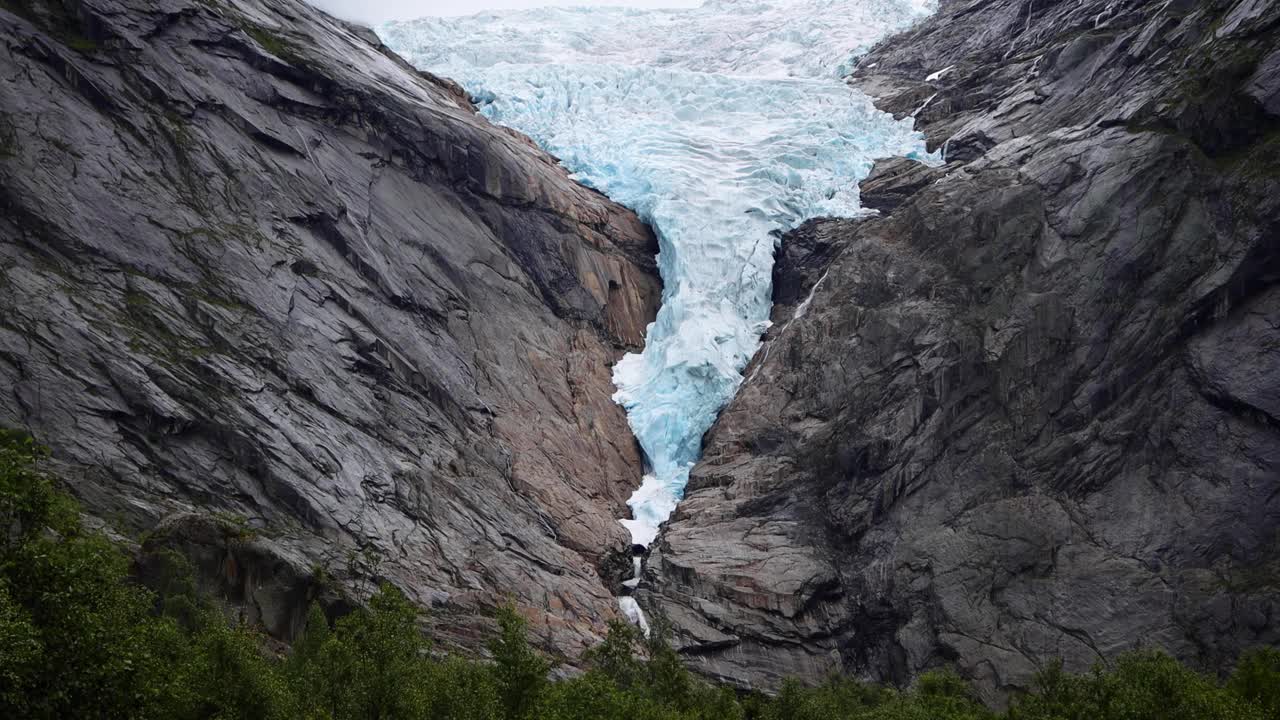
[0,113,16,159]
[240,21,304,65]
[212,511,258,541]
[1,430,1278,719]
[155,110,211,213]
[1,0,99,52]
[118,286,213,362]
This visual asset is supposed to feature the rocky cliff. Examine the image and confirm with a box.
[640,0,1280,702]
[0,0,660,656]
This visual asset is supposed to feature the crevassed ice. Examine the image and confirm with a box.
[381,0,936,80]
[380,0,938,548]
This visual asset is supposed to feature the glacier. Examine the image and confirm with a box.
[380,0,937,548]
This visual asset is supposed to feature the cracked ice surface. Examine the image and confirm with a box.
[380,0,937,547]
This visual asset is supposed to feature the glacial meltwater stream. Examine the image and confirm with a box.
[380,0,937,624]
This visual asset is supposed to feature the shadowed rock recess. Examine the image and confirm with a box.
[0,0,661,657]
[637,0,1280,702]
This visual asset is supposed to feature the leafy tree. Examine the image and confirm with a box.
[0,580,41,712]
[0,430,190,719]
[179,617,296,720]
[1228,647,1280,720]
[1009,651,1265,720]
[643,624,695,711]
[762,677,810,720]
[286,605,341,718]
[905,669,994,720]
[690,683,745,720]
[488,604,550,720]
[0,430,76,543]
[421,655,503,720]
[540,670,646,720]
[287,585,435,720]
[586,619,642,688]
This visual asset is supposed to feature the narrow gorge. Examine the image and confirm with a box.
[380,0,941,627]
[1,0,1278,709]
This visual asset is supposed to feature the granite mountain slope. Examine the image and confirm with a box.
[0,0,659,656]
[638,0,1280,701]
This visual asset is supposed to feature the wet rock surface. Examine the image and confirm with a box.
[0,0,660,658]
[640,0,1280,701]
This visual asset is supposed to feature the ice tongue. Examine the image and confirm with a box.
[379,0,938,548]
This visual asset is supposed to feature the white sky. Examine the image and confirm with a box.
[308,0,701,25]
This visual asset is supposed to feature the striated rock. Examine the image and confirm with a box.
[641,0,1280,702]
[0,0,660,658]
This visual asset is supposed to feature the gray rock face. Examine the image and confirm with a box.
[640,0,1280,702]
[0,0,660,658]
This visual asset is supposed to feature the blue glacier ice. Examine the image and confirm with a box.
[380,0,938,547]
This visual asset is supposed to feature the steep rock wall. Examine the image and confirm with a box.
[0,0,660,657]
[640,0,1280,701]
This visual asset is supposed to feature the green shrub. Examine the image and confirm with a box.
[1228,647,1280,719]
[490,603,552,719]
[1009,651,1266,720]
[585,619,643,688]
[180,618,297,720]
[759,670,993,720]
[423,655,503,720]
[0,430,190,719]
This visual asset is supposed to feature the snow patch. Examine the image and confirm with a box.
[911,92,939,117]
[793,268,831,321]
[925,64,955,82]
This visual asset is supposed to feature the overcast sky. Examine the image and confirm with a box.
[308,0,700,25]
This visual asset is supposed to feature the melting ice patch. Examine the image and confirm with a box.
[619,596,651,636]
[380,0,938,547]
